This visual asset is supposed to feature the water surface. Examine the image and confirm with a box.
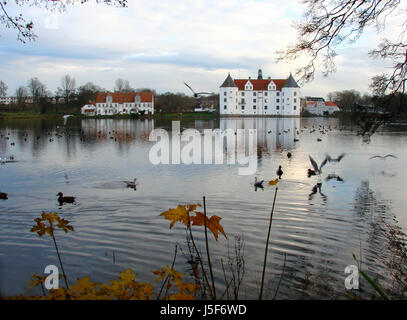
[0,116,406,299]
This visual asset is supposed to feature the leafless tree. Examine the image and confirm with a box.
[57,74,76,103]
[27,77,47,104]
[114,78,133,92]
[277,0,405,97]
[15,85,28,104]
[0,0,127,43]
[0,80,7,97]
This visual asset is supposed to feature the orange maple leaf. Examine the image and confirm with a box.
[160,205,190,228]
[268,178,279,186]
[191,212,227,241]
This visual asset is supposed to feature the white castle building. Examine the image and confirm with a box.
[219,69,301,116]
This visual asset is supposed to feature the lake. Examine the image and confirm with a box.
[1,116,406,299]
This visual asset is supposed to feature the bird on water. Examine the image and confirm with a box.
[57,192,76,205]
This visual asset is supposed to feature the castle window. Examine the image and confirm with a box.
[241,106,245,110]
[224,92,226,96]
[253,98,256,102]
[241,92,245,96]
[265,105,268,110]
[224,98,227,102]
[253,106,256,109]
[294,98,297,103]
[224,105,227,109]
[277,92,280,96]
[276,99,280,103]
[265,92,268,96]
[276,105,280,110]
[294,106,297,110]
[253,92,256,96]
[294,92,297,96]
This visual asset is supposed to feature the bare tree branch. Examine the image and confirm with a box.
[0,0,127,42]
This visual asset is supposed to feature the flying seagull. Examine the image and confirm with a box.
[326,153,346,163]
[369,154,397,160]
[183,82,211,98]
[63,115,73,125]
[308,155,328,176]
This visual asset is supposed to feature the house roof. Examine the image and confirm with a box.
[325,101,338,107]
[231,78,296,91]
[95,92,153,104]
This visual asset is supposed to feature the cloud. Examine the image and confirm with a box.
[0,0,404,98]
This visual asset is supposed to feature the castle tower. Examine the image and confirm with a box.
[257,68,263,80]
[281,73,301,116]
[219,73,238,115]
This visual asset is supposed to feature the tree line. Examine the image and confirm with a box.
[0,76,219,114]
[327,89,407,115]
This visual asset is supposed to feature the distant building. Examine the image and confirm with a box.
[219,69,301,116]
[91,91,154,116]
[0,96,17,105]
[303,97,340,115]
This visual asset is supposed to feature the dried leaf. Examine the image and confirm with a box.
[160,205,190,228]
[268,178,279,186]
[191,211,227,241]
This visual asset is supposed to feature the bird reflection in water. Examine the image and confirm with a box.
[308,182,327,200]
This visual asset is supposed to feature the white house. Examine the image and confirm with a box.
[219,69,301,116]
[92,91,154,116]
[81,103,96,116]
[303,97,340,115]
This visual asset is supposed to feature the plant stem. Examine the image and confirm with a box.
[158,243,178,300]
[273,252,286,300]
[203,196,217,299]
[51,233,69,289]
[259,186,278,300]
[187,209,214,299]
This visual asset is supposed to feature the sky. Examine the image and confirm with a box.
[0,0,405,100]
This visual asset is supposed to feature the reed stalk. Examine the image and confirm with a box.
[259,186,278,300]
[203,196,217,299]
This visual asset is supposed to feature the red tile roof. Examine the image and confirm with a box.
[95,92,153,104]
[325,101,337,107]
[233,79,287,91]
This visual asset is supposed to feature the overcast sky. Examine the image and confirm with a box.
[0,0,404,99]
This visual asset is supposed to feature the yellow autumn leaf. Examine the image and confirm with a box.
[160,205,190,228]
[268,178,279,186]
[191,212,227,241]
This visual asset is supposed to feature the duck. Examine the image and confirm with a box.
[0,192,8,200]
[123,178,138,189]
[276,165,283,179]
[57,192,76,205]
[254,177,264,188]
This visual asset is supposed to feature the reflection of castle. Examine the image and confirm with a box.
[220,117,300,153]
[220,69,301,116]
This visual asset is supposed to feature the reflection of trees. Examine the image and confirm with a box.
[353,180,407,299]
